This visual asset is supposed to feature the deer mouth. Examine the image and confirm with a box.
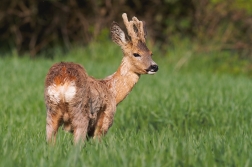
[146,64,158,74]
[147,71,156,74]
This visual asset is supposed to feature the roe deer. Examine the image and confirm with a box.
[44,13,158,144]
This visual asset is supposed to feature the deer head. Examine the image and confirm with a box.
[110,13,158,75]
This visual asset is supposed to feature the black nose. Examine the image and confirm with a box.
[151,64,159,72]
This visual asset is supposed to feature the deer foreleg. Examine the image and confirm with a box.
[93,106,115,139]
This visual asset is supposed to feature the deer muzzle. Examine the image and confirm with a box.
[146,64,158,74]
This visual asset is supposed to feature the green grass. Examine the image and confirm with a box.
[1,42,252,166]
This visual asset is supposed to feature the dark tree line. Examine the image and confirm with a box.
[0,0,251,57]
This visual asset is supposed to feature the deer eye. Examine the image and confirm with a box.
[133,53,141,57]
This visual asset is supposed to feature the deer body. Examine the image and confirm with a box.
[44,13,158,144]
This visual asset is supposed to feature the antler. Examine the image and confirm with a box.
[122,13,146,45]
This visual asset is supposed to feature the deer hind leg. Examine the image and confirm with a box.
[46,106,63,144]
[72,115,89,144]
[70,105,90,144]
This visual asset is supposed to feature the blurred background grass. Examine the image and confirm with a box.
[1,43,252,166]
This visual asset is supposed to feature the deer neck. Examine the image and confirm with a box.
[104,57,140,105]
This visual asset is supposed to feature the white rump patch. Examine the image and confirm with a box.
[47,82,76,103]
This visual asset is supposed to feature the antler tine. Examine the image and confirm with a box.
[122,13,139,44]
[132,17,146,43]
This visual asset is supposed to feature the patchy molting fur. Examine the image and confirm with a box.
[44,13,158,144]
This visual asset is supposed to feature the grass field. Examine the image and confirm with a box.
[0,42,252,167]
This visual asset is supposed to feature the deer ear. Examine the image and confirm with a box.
[111,22,127,46]
[142,21,147,39]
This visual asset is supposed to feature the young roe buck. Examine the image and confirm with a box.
[44,13,158,144]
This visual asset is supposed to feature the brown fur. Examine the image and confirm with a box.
[44,13,158,144]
